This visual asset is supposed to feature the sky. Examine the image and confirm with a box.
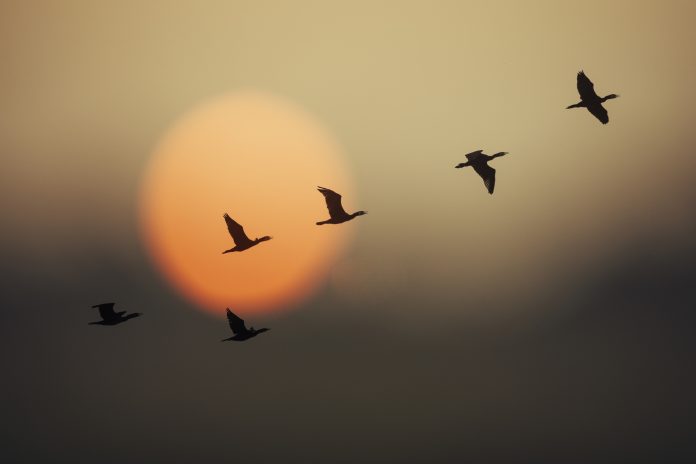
[2,1,696,462]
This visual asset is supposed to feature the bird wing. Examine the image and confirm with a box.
[93,303,116,320]
[472,163,496,194]
[586,103,609,124]
[226,308,249,335]
[223,214,253,246]
[465,150,484,162]
[317,186,348,218]
[577,71,599,101]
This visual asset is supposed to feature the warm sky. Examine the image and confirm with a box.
[2,1,696,463]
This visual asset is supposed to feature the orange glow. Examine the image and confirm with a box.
[139,91,354,316]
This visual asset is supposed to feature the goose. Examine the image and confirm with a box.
[455,150,508,194]
[315,186,366,225]
[566,71,619,124]
[89,303,141,326]
[221,308,269,342]
[222,213,272,254]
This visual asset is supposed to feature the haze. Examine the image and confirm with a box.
[2,1,695,463]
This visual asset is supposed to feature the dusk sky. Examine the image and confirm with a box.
[2,1,696,462]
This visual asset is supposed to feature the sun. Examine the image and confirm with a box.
[139,91,355,317]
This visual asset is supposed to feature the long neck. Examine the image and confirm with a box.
[490,152,506,159]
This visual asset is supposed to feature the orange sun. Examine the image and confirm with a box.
[139,91,355,317]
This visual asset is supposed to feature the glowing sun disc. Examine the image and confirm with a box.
[139,91,355,316]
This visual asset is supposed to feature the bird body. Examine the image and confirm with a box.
[221,308,269,342]
[89,303,141,326]
[566,71,618,124]
[315,186,366,225]
[222,213,272,253]
[455,150,507,194]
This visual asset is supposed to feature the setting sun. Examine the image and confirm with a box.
[139,91,355,316]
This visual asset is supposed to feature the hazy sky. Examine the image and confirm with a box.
[2,1,696,463]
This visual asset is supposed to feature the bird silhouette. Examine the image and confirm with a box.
[566,71,619,124]
[221,308,270,342]
[315,186,366,225]
[222,213,272,254]
[455,150,508,194]
[88,303,141,326]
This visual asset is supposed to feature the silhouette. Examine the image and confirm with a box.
[315,186,367,225]
[222,213,272,253]
[566,71,619,124]
[89,303,141,326]
[221,308,270,342]
[455,150,508,194]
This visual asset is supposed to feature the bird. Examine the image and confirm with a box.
[315,186,367,225]
[222,213,272,254]
[455,150,508,194]
[221,308,270,342]
[89,303,141,326]
[566,71,619,124]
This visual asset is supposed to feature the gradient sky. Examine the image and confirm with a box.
[2,1,696,463]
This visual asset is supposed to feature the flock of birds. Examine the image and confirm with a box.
[90,71,619,341]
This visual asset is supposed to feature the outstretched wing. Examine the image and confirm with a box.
[226,308,249,335]
[92,303,116,320]
[577,71,599,101]
[223,214,253,247]
[465,149,484,162]
[472,163,496,194]
[317,186,348,219]
[586,103,609,124]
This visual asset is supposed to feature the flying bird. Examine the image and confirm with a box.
[89,303,141,326]
[222,213,272,253]
[455,150,508,194]
[566,71,619,124]
[221,308,270,342]
[315,186,367,225]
